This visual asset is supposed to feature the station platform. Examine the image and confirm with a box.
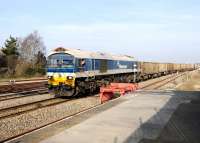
[40,90,200,143]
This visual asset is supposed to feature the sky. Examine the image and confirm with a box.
[0,0,200,63]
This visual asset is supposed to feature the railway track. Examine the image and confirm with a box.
[0,72,186,104]
[0,78,46,85]
[0,97,69,119]
[0,80,47,94]
[140,72,185,90]
[0,88,48,102]
[0,72,186,100]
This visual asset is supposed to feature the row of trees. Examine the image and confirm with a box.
[0,31,46,77]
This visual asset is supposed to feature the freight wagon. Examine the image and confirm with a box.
[136,62,196,81]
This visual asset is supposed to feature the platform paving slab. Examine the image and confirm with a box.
[40,91,192,143]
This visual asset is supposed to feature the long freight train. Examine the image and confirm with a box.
[47,47,197,96]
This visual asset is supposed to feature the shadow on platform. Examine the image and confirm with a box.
[123,91,200,143]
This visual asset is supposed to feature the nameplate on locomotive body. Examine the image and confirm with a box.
[117,62,128,69]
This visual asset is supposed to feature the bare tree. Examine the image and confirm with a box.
[17,31,46,75]
[18,30,46,64]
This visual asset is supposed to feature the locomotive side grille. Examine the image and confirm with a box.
[100,60,108,73]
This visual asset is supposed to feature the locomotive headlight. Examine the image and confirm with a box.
[67,76,74,80]
[47,76,53,79]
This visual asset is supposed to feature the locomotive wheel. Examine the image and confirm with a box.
[73,86,80,97]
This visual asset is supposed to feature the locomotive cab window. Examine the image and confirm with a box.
[47,53,74,68]
[78,59,86,71]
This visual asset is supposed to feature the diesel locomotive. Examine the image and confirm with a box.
[47,47,138,96]
[47,47,196,97]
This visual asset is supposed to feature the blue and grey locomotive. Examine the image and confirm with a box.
[47,47,138,96]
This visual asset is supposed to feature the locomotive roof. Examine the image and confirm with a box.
[49,47,135,61]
